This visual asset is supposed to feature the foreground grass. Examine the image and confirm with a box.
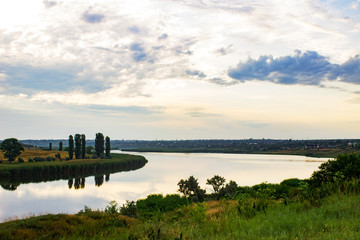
[1,192,359,239]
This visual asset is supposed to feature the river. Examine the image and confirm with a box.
[0,151,329,221]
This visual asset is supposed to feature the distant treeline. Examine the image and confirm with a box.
[17,138,360,150]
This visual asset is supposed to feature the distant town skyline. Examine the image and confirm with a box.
[1,0,360,140]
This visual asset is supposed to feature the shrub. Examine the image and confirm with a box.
[18,157,24,163]
[46,156,55,162]
[120,201,137,218]
[55,153,61,160]
[104,200,119,214]
[65,157,70,161]
[33,157,45,162]
[28,158,33,163]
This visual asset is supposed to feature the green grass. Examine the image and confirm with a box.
[1,192,359,239]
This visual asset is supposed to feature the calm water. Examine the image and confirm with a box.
[0,151,329,221]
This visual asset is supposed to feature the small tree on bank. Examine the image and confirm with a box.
[75,134,81,159]
[95,133,105,157]
[105,136,111,158]
[0,138,24,164]
[59,141,63,151]
[49,142,52,151]
[68,135,74,160]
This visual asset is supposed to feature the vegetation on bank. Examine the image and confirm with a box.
[0,153,359,239]
[0,152,147,186]
[124,147,358,158]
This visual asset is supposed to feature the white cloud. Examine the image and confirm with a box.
[0,0,360,139]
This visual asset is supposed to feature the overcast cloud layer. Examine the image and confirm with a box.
[1,0,360,139]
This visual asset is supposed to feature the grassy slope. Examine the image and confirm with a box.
[0,150,145,171]
[0,193,359,239]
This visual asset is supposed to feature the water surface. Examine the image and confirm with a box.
[0,152,329,221]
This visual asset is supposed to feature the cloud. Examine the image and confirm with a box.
[216,45,233,56]
[129,42,148,62]
[0,63,107,94]
[128,26,141,34]
[43,0,57,8]
[158,33,168,40]
[82,10,105,23]
[83,105,164,115]
[228,50,360,86]
[185,70,206,78]
[239,121,270,129]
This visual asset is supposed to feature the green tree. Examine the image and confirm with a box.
[0,138,24,164]
[95,133,105,157]
[105,136,111,158]
[86,146,93,154]
[59,141,63,151]
[68,135,74,160]
[49,142,52,151]
[178,175,206,202]
[81,134,86,159]
[206,175,226,194]
[74,134,81,159]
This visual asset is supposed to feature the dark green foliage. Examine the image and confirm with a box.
[55,153,61,160]
[46,156,55,162]
[18,157,24,163]
[0,138,25,163]
[136,194,187,218]
[105,136,111,158]
[68,135,74,160]
[59,141,63,151]
[49,142,52,150]
[178,176,206,202]
[104,200,119,214]
[86,146,93,155]
[206,175,226,195]
[95,133,105,157]
[309,153,360,187]
[120,201,137,218]
[218,180,238,198]
[81,134,86,159]
[74,134,81,159]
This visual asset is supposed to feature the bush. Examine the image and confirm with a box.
[46,156,55,162]
[28,158,33,163]
[0,160,2,164]
[33,157,45,162]
[18,157,24,163]
[104,200,119,214]
[65,157,70,161]
[55,153,61,160]
[120,201,137,218]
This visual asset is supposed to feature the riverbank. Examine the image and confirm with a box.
[1,182,359,239]
[122,147,355,158]
[1,153,359,239]
[0,151,148,184]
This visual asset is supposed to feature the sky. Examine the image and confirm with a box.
[1,0,360,140]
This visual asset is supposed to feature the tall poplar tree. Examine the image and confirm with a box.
[105,136,111,158]
[95,133,105,157]
[74,134,81,159]
[68,135,74,159]
[59,141,63,151]
[81,134,86,159]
